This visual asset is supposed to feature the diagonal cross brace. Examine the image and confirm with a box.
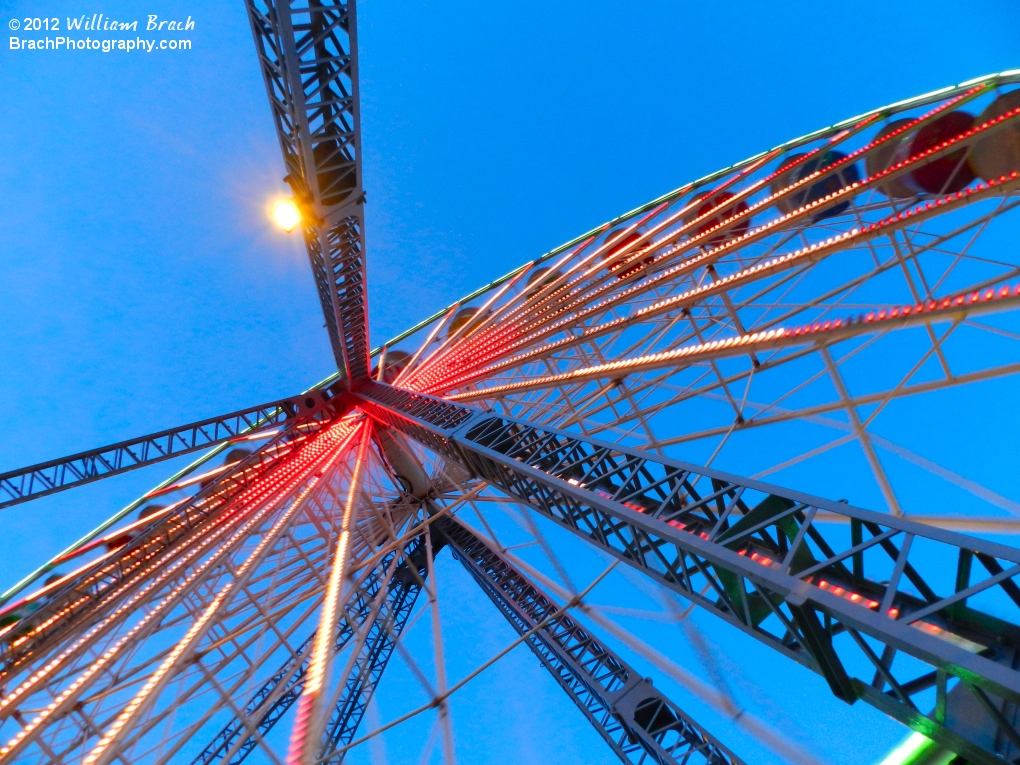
[356,380,1020,765]
[438,514,743,765]
[0,391,339,510]
[245,0,370,385]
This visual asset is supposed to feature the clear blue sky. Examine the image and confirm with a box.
[2,1,1019,763]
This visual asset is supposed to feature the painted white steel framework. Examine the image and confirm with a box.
[1,3,1020,763]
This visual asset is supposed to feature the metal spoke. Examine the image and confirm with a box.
[10,53,1020,765]
[359,381,1020,765]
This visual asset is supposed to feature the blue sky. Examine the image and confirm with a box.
[2,1,1020,763]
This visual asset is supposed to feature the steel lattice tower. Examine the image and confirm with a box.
[2,3,1020,765]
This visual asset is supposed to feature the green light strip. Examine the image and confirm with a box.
[7,69,1017,609]
[876,732,939,765]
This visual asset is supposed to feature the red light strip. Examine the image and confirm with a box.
[286,420,371,765]
[815,578,885,612]
[745,553,985,649]
[410,111,888,387]
[483,145,785,345]
[397,267,533,389]
[396,236,598,390]
[0,488,271,719]
[402,204,681,391]
[471,102,877,352]
[1,416,361,761]
[1,435,317,652]
[76,417,362,765]
[593,494,988,652]
[433,169,1020,394]
[446,280,1020,401]
[0,418,355,687]
[591,486,977,641]
[141,446,284,498]
[142,460,241,498]
[389,303,461,387]
[414,88,1006,392]
[402,202,671,389]
[47,499,183,565]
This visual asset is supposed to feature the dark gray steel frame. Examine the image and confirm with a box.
[0,407,342,676]
[438,513,743,765]
[357,380,1020,765]
[8,0,1019,760]
[0,393,332,510]
[245,0,370,385]
[192,536,426,765]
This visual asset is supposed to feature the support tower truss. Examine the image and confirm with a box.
[193,536,427,765]
[437,513,743,765]
[0,392,337,511]
[245,0,370,385]
[358,380,1020,765]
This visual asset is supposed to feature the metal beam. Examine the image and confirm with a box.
[0,412,347,678]
[367,68,1020,359]
[319,534,429,762]
[245,0,370,385]
[0,393,333,510]
[357,381,1020,765]
[191,537,426,765]
[437,514,743,765]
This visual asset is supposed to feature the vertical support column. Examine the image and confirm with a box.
[436,515,743,765]
[245,0,370,384]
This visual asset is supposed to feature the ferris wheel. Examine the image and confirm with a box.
[1,3,1020,765]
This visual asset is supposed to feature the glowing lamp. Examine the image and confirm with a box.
[271,199,301,232]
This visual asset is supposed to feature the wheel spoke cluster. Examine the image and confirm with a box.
[359,381,1020,765]
[4,18,1020,765]
[378,72,1020,520]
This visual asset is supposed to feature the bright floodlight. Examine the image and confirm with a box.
[271,199,301,232]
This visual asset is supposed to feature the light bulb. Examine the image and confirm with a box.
[271,199,301,233]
